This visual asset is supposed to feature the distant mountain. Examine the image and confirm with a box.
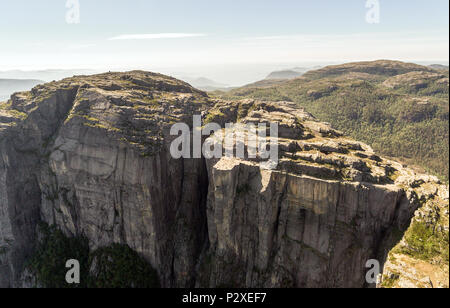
[429,64,449,71]
[302,60,435,80]
[240,78,289,89]
[265,70,304,80]
[292,65,322,71]
[265,66,323,80]
[217,60,449,180]
[181,77,230,91]
[0,79,44,101]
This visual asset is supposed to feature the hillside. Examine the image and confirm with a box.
[266,70,304,80]
[1,71,447,288]
[428,64,449,71]
[181,76,230,91]
[216,60,449,181]
[302,60,436,80]
[265,66,323,80]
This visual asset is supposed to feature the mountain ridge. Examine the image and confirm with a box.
[215,60,449,180]
[0,69,447,288]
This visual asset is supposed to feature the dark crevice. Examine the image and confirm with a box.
[191,156,210,287]
[369,190,418,287]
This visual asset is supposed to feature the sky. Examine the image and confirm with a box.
[0,0,448,85]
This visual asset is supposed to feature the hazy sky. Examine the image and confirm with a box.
[0,0,448,84]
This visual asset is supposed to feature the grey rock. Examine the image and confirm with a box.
[0,72,446,288]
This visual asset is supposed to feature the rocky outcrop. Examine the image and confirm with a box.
[379,179,449,288]
[0,71,447,288]
[195,100,447,288]
[1,72,211,287]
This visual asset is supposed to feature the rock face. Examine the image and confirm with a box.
[0,72,211,287]
[0,71,447,288]
[196,100,446,288]
[379,179,449,288]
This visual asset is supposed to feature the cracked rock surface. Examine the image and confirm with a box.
[0,71,447,288]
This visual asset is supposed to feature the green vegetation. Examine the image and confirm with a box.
[26,223,90,288]
[0,101,27,120]
[88,244,160,288]
[396,219,449,264]
[204,110,225,124]
[26,223,160,288]
[381,272,400,288]
[301,60,435,80]
[65,113,121,132]
[216,61,449,180]
[0,101,10,109]
[130,96,161,109]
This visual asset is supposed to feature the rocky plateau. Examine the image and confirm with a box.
[0,71,448,288]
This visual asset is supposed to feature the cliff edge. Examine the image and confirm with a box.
[0,71,447,288]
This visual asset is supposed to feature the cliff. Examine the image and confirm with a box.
[0,71,448,288]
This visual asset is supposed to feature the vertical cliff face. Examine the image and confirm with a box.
[201,162,405,287]
[0,86,80,286]
[195,101,439,288]
[1,72,211,287]
[380,180,449,288]
[38,132,209,287]
[0,72,447,288]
